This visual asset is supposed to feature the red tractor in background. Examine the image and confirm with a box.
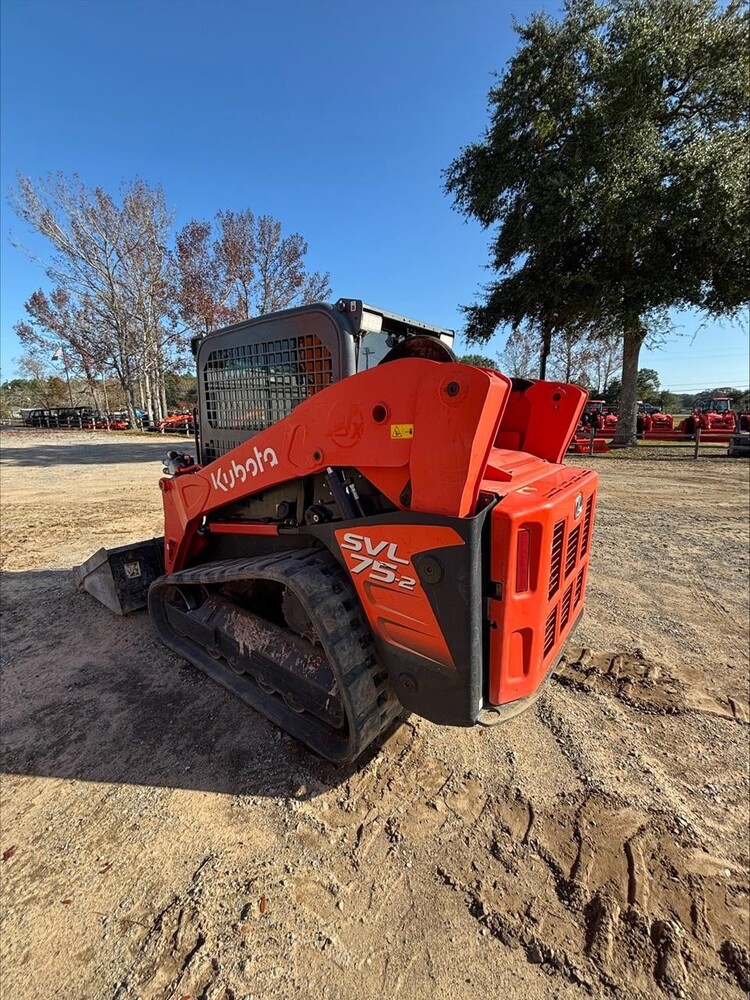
[580,399,617,432]
[647,409,674,430]
[699,397,736,430]
[152,410,196,435]
[580,399,605,430]
[679,397,737,434]
[82,413,131,431]
[637,402,674,432]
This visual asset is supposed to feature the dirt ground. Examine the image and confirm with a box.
[1,429,748,1000]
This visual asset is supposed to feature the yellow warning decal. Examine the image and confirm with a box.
[390,424,414,439]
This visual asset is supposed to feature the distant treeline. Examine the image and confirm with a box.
[1,372,197,417]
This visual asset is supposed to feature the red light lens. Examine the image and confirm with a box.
[516,528,530,593]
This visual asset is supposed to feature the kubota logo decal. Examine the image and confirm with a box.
[340,532,417,591]
[209,446,279,493]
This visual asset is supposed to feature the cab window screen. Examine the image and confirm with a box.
[203,334,333,431]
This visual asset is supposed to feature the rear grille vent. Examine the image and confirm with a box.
[548,521,565,599]
[544,607,558,657]
[544,469,589,498]
[565,525,580,577]
[560,584,573,631]
[574,567,584,607]
[541,491,595,662]
[580,496,594,555]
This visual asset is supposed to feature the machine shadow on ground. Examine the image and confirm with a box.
[1,434,736,471]
[0,437,191,468]
[0,569,393,800]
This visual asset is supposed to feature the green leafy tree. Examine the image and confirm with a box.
[605,378,624,406]
[164,371,198,409]
[637,368,661,404]
[459,354,498,368]
[658,391,681,413]
[0,378,36,408]
[13,354,70,407]
[445,0,749,445]
[606,368,660,405]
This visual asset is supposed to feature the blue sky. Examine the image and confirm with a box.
[1,0,747,392]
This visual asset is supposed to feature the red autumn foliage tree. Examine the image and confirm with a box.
[175,209,331,336]
[10,174,176,424]
[174,220,231,336]
[15,287,107,408]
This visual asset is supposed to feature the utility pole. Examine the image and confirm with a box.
[362,347,375,370]
[52,346,74,406]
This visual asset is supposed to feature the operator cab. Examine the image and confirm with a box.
[190,298,455,465]
[710,397,731,413]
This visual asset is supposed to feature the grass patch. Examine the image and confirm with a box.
[594,440,730,461]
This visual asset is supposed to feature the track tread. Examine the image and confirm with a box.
[148,550,402,762]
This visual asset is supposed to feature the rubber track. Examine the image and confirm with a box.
[148,548,402,762]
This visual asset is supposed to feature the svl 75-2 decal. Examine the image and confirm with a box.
[339,532,417,590]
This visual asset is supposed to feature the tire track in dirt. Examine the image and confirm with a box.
[434,782,749,997]
[553,648,687,716]
[554,646,749,725]
[297,686,749,998]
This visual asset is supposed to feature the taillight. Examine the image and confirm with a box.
[516,528,531,593]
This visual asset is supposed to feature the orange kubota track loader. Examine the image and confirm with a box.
[74,298,598,762]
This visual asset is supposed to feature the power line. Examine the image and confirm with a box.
[645,352,750,360]
[662,383,750,389]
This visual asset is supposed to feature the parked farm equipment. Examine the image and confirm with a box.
[679,397,738,434]
[151,411,196,435]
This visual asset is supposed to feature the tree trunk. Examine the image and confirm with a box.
[125,385,138,428]
[85,375,100,412]
[120,359,138,428]
[101,374,111,417]
[144,368,155,425]
[539,324,552,380]
[152,370,163,424]
[613,325,645,447]
[159,369,167,422]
